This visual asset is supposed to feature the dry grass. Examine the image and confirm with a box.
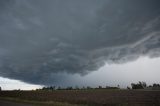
[0,90,160,106]
[0,97,86,106]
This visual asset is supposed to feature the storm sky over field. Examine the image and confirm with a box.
[0,0,160,89]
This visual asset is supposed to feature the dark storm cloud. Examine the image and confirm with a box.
[0,0,160,85]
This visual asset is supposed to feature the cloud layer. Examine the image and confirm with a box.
[0,0,160,85]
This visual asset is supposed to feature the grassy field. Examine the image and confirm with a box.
[0,97,85,106]
[0,90,160,106]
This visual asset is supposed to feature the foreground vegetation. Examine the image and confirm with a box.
[0,90,160,106]
[0,97,85,106]
[0,82,160,106]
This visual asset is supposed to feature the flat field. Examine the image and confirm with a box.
[0,90,160,106]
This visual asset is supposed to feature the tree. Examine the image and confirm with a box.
[57,86,61,90]
[117,85,120,88]
[82,86,86,90]
[139,81,147,88]
[98,86,102,89]
[49,86,56,90]
[0,87,1,91]
[131,81,147,89]
[66,86,73,90]
[75,86,79,90]
[153,83,160,87]
[127,86,131,90]
[87,86,92,89]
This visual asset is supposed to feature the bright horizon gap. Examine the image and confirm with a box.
[0,77,42,90]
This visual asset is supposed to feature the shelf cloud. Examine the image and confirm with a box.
[0,0,160,85]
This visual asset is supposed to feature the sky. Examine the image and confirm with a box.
[0,0,160,90]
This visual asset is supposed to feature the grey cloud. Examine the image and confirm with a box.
[0,0,160,85]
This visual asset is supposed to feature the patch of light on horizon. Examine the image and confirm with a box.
[79,56,160,87]
[0,77,42,90]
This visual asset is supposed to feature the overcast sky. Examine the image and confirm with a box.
[0,0,160,90]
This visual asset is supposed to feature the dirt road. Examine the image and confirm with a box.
[0,100,35,106]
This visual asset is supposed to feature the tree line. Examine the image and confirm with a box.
[36,85,120,91]
[36,82,160,91]
[129,81,160,90]
[0,81,160,91]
